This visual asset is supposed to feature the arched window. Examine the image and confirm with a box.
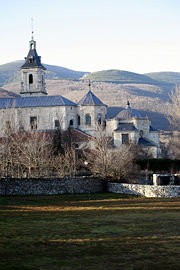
[85,114,91,125]
[70,119,74,126]
[97,114,102,125]
[139,130,143,137]
[29,74,33,84]
[77,115,81,126]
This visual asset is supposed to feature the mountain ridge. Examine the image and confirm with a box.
[1,60,179,87]
[81,69,172,86]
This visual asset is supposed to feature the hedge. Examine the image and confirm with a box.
[136,159,180,172]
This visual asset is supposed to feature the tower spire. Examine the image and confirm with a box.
[88,79,91,91]
[31,18,34,40]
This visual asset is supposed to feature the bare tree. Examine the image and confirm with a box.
[168,86,180,131]
[167,86,180,158]
[84,126,139,182]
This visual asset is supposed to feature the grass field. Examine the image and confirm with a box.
[0,193,180,270]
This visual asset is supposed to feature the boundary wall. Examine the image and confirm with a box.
[0,178,105,196]
[107,182,180,197]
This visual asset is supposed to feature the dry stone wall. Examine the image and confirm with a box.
[0,177,105,196]
[107,182,180,197]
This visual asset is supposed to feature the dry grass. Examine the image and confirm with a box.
[0,193,180,270]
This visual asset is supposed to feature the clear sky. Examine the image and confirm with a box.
[1,0,180,73]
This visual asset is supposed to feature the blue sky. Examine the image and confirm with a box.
[1,0,180,73]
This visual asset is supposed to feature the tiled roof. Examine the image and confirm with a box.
[117,107,142,119]
[114,123,137,132]
[0,95,77,109]
[0,129,91,144]
[78,91,105,106]
[138,137,156,147]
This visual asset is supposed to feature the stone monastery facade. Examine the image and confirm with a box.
[0,37,160,157]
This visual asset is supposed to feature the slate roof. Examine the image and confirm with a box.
[21,46,46,70]
[117,107,142,119]
[114,123,137,132]
[0,95,77,109]
[78,91,105,106]
[138,137,156,147]
[150,126,158,132]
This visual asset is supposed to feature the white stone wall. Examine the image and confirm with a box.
[109,117,160,157]
[0,105,78,136]
[108,182,180,197]
[65,106,78,129]
[114,131,137,147]
[148,132,160,146]
[77,105,107,136]
[132,118,151,138]
[106,119,118,136]
[21,67,46,96]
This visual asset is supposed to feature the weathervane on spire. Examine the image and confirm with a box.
[88,79,91,91]
[31,17,34,40]
[126,96,130,108]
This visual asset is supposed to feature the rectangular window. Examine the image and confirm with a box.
[122,134,129,144]
[54,120,60,129]
[30,116,37,130]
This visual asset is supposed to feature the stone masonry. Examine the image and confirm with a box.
[0,177,106,196]
[107,182,180,197]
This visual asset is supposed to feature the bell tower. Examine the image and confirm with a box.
[20,30,47,96]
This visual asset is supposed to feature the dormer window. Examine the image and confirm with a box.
[29,57,33,64]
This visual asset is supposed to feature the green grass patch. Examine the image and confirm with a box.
[0,193,180,270]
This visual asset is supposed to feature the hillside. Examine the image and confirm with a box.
[145,72,180,84]
[0,61,87,86]
[0,87,19,98]
[81,69,169,85]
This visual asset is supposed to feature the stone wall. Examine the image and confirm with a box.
[0,177,105,196]
[107,182,180,198]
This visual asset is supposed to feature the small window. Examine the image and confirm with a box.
[70,119,73,126]
[54,120,60,129]
[29,57,33,63]
[29,74,33,84]
[77,115,81,126]
[122,134,129,144]
[85,114,91,125]
[97,114,102,125]
[30,116,37,130]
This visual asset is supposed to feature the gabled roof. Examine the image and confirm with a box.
[0,95,77,109]
[114,123,137,132]
[138,137,156,147]
[78,91,105,106]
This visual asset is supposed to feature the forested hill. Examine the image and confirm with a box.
[145,72,180,85]
[81,69,171,86]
